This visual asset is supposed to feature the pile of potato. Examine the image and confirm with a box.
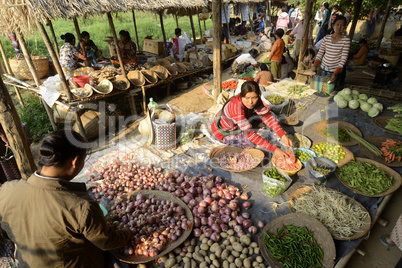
[158,230,267,268]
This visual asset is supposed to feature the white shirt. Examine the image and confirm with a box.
[222,5,231,24]
[235,53,257,65]
[240,4,249,22]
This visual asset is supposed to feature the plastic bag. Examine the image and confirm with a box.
[261,167,292,197]
[238,70,258,78]
[261,91,289,114]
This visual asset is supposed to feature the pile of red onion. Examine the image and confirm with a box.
[90,161,259,246]
[108,193,191,257]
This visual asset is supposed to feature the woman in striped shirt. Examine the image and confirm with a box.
[211,81,293,159]
[312,15,350,90]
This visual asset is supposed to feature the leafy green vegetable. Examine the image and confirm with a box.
[385,119,402,134]
[263,167,286,182]
[338,160,394,195]
[323,127,352,142]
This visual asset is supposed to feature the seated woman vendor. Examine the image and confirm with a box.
[211,81,293,159]
[59,33,94,77]
[254,63,273,87]
[77,31,101,66]
[119,30,137,64]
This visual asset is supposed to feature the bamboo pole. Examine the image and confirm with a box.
[212,0,222,101]
[35,20,73,102]
[46,18,60,59]
[132,10,141,53]
[15,30,57,131]
[73,17,90,67]
[376,0,393,50]
[0,76,36,179]
[107,13,127,78]
[0,40,13,75]
[159,11,168,57]
[197,8,204,45]
[348,0,363,40]
[189,9,199,59]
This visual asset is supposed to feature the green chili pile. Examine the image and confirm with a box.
[338,160,394,195]
[264,225,323,268]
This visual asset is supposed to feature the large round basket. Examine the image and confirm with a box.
[373,116,402,137]
[112,76,130,90]
[141,70,158,84]
[164,65,179,76]
[110,190,193,264]
[335,157,402,197]
[209,145,264,172]
[9,56,49,80]
[174,62,188,73]
[150,65,169,80]
[288,186,372,240]
[258,213,336,268]
[311,142,354,167]
[156,58,172,67]
[358,136,402,167]
[127,71,146,87]
[182,62,194,71]
[314,120,363,146]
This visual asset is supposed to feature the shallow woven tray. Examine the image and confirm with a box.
[258,213,336,268]
[311,142,354,168]
[182,62,194,71]
[112,76,130,90]
[127,71,145,87]
[141,70,158,84]
[156,58,172,67]
[335,157,402,197]
[151,65,169,80]
[373,117,402,137]
[287,133,312,149]
[190,59,204,68]
[110,190,193,264]
[93,79,113,94]
[288,186,372,241]
[165,56,176,63]
[314,120,363,146]
[359,136,402,167]
[209,145,264,172]
[71,86,93,99]
[174,62,188,73]
[164,65,178,76]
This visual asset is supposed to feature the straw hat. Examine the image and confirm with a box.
[151,65,169,80]
[141,70,158,84]
[127,70,146,87]
[138,110,154,145]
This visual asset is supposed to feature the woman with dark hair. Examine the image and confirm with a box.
[119,30,137,64]
[211,81,293,158]
[276,6,289,31]
[254,63,273,86]
[59,33,94,77]
[312,15,350,90]
[77,31,101,65]
[0,130,132,267]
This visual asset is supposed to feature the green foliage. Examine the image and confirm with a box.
[17,95,53,142]
[0,11,213,59]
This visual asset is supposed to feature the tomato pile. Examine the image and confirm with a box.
[222,80,238,90]
[239,76,253,81]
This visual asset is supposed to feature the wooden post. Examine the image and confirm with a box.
[159,11,168,57]
[107,12,127,78]
[35,20,73,102]
[175,14,179,28]
[376,0,393,50]
[212,0,222,101]
[73,17,90,67]
[47,19,60,59]
[301,0,313,54]
[348,0,363,40]
[197,8,204,44]
[0,76,36,179]
[0,40,13,75]
[15,30,57,131]
[189,9,199,59]
[132,10,141,53]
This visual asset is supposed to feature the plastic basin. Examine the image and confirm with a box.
[294,148,317,166]
[72,75,90,88]
[272,155,302,176]
[306,157,337,182]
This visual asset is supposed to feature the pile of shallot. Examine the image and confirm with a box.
[90,161,262,256]
[108,193,191,257]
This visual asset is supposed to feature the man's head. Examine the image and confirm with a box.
[175,28,182,37]
[323,2,329,10]
[359,38,367,46]
[275,28,284,39]
[249,48,259,58]
[81,31,90,43]
[332,5,340,12]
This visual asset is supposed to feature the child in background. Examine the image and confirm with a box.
[254,63,273,87]
[269,28,285,80]
[353,39,369,65]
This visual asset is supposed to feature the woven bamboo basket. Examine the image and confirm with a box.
[73,110,102,141]
[165,56,176,63]
[112,76,130,90]
[182,62,194,71]
[156,58,172,67]
[151,65,169,80]
[127,71,146,87]
[141,70,158,84]
[165,65,179,76]
[174,62,188,73]
[190,59,204,68]
[9,56,49,80]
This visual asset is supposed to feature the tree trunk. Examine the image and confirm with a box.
[212,0,222,101]
[376,0,393,50]
[0,76,36,179]
[348,0,363,40]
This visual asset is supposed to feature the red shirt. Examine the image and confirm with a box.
[211,95,285,152]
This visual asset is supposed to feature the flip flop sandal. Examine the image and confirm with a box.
[380,235,396,247]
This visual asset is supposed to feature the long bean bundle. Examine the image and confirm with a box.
[346,129,382,156]
[264,225,324,268]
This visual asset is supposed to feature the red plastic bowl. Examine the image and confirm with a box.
[72,75,90,88]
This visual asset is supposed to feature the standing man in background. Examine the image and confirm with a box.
[315,2,330,44]
[222,4,232,44]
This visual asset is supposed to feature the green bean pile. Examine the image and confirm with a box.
[264,225,324,268]
[323,127,352,142]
